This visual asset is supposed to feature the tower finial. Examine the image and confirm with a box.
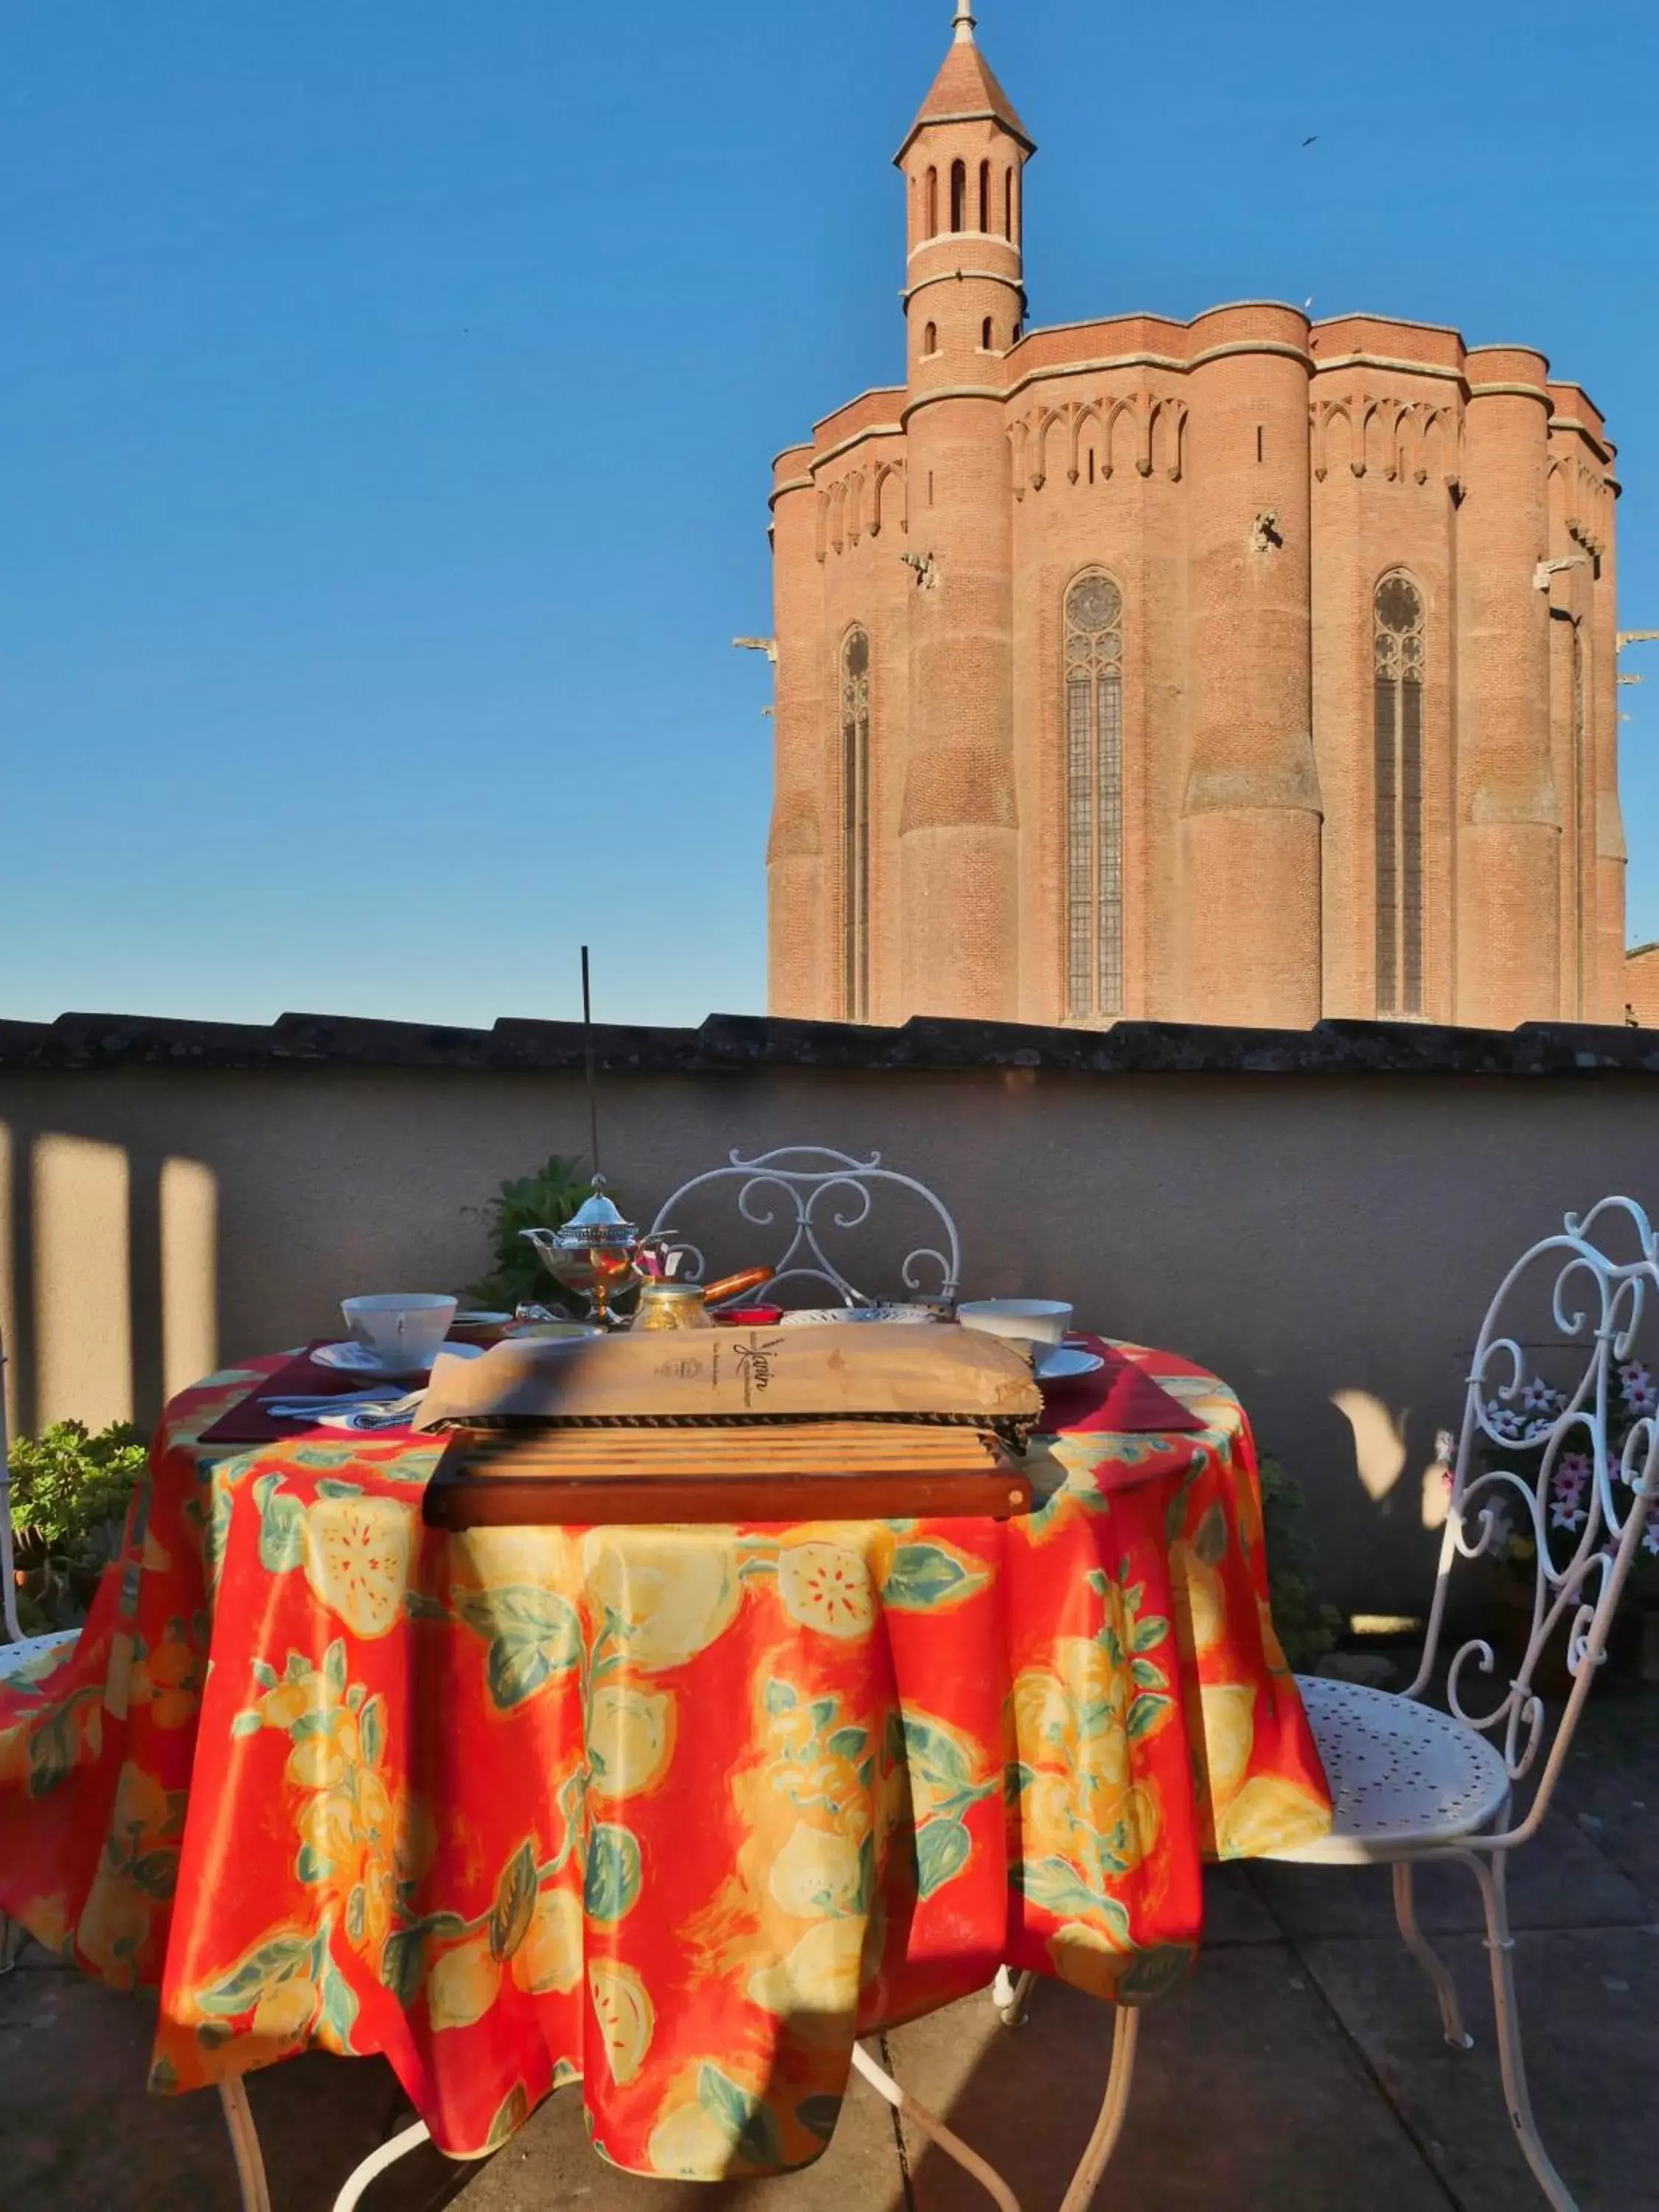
[953,0,976,43]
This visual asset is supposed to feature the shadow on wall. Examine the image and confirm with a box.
[1,1121,217,1440]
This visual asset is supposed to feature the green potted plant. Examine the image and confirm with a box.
[463,1154,593,1315]
[8,1420,147,1632]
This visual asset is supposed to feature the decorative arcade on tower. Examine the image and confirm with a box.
[765,3,1629,1031]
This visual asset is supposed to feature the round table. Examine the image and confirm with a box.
[0,1335,1331,2181]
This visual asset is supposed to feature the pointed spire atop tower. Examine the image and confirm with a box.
[897,2,1033,162]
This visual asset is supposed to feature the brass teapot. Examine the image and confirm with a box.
[632,1268,775,1332]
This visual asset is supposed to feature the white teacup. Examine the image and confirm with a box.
[341,1293,458,1371]
[956,1298,1074,1349]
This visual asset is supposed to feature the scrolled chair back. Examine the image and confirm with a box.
[1405,1196,1659,1836]
[646,1146,961,1310]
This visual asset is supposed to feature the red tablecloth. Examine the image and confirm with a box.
[0,1336,1331,2180]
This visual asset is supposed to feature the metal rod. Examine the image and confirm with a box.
[580,946,601,1178]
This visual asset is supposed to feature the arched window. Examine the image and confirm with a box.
[950,160,967,232]
[841,629,872,1021]
[1004,167,1014,239]
[1064,572,1125,1019]
[925,167,939,239]
[923,320,938,356]
[1374,572,1425,1015]
[981,316,993,350]
[978,160,990,231]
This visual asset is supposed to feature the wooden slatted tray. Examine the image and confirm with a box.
[422,1420,1033,1528]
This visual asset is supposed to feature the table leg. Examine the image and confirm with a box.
[217,2077,274,2212]
[1057,2006,1140,2212]
[850,2039,1023,2211]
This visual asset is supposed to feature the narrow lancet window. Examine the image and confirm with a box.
[925,167,939,239]
[1374,572,1426,1015]
[841,628,872,1022]
[1063,572,1125,1020]
[950,160,967,232]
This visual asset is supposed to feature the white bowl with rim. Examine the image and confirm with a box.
[341,1293,458,1371]
[956,1298,1074,1349]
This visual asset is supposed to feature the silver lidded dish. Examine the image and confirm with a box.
[520,1175,650,1328]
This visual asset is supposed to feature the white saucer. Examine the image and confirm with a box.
[452,1310,512,1326]
[1036,1346,1104,1383]
[313,1340,486,1376]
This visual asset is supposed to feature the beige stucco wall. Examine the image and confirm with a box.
[3,1060,1657,1612]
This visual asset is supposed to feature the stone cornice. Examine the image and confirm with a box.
[900,384,1006,424]
[1003,338,1312,404]
[3,1012,1657,1078]
[807,386,905,441]
[808,423,905,475]
[902,268,1026,307]
[1547,412,1616,466]
[1467,380,1552,405]
[1310,352,1467,386]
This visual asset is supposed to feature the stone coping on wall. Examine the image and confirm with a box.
[1,1010,1658,1078]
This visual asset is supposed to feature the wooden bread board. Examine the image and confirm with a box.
[422,1421,1033,1528]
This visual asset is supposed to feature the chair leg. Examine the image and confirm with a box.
[0,1912,21,1976]
[218,2076,274,2212]
[992,1964,1034,2028]
[1057,2005,1141,2212]
[1392,1861,1472,2050]
[850,2040,1023,2211]
[1467,1849,1579,2212]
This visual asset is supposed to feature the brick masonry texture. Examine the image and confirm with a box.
[767,18,1636,1032]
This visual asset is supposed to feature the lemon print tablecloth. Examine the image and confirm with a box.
[0,1338,1331,2179]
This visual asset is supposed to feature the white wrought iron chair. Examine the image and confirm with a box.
[979,1195,1659,2211]
[0,1321,83,1973]
[647,1144,961,1308]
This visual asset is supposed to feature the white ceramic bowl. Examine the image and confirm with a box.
[956,1298,1074,1348]
[341,1293,458,1371]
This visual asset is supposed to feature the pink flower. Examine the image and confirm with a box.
[1621,1363,1658,1416]
[1551,1499,1587,1531]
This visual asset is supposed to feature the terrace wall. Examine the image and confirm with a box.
[3,1009,1658,1613]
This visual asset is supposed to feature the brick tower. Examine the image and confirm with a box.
[765,7,1624,1030]
[892,2,1033,1020]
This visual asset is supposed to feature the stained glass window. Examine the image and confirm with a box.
[1374,572,1425,1015]
[1063,573,1125,1020]
[841,628,871,1023]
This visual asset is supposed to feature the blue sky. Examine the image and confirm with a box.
[5,0,1655,1029]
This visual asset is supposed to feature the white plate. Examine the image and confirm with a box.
[1036,1346,1104,1383]
[452,1310,511,1326]
[313,1339,486,1376]
[777,1304,939,1328]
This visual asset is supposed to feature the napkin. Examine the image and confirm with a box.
[199,1346,414,1445]
[1040,1337,1208,1437]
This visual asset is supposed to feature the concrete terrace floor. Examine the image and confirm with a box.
[5,1687,1658,2212]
